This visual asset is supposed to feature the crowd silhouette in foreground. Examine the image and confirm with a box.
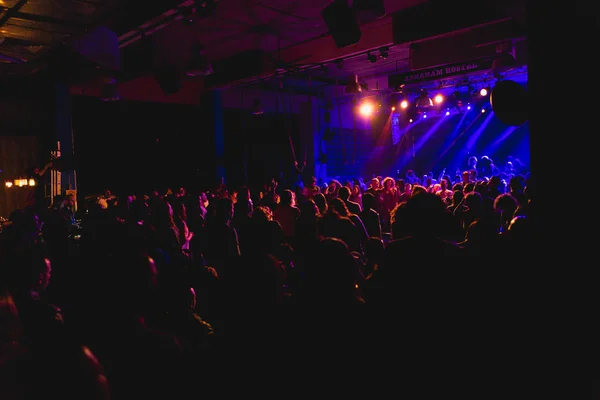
[0,159,533,398]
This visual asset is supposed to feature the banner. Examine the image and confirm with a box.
[388,58,493,88]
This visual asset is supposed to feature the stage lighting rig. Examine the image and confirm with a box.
[415,90,433,108]
[379,46,389,59]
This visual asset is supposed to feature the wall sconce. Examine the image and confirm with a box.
[5,178,34,188]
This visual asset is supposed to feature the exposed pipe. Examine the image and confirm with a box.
[226,45,399,89]
[117,0,225,49]
[0,53,25,63]
[0,0,28,26]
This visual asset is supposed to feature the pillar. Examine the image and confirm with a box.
[210,90,226,184]
[55,82,77,200]
[300,99,317,180]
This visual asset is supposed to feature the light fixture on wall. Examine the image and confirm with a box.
[13,178,29,187]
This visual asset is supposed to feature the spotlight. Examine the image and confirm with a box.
[409,119,413,123]
[367,53,377,63]
[481,108,486,113]
[423,113,427,118]
[391,106,396,111]
[467,105,471,110]
[379,46,389,59]
[452,90,471,108]
[434,94,444,104]
[400,100,408,109]
[480,88,488,96]
[359,101,374,117]
[445,111,450,116]
[5,181,12,188]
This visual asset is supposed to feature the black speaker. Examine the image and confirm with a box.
[154,65,181,95]
[321,1,362,48]
[490,80,528,126]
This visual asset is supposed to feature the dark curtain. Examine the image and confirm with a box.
[71,97,216,196]
[223,109,302,191]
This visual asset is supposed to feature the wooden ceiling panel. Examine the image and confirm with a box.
[0,0,23,7]
[19,0,98,23]
[1,22,68,44]
[7,16,79,35]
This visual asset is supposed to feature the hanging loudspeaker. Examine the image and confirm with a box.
[490,80,528,126]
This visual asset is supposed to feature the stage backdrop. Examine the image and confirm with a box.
[317,106,530,181]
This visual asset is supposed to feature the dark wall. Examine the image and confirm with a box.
[0,136,42,218]
[0,82,55,152]
[0,84,54,217]
[222,109,305,190]
[71,97,216,196]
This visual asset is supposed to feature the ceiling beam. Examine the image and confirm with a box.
[0,0,29,27]
[256,84,326,98]
[3,36,46,46]
[7,11,88,30]
[0,51,24,63]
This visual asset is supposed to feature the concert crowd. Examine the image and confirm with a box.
[0,154,532,398]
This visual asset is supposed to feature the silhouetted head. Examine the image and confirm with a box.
[298,199,319,218]
[329,198,350,217]
[403,192,447,236]
[338,186,351,200]
[362,192,375,211]
[280,189,294,206]
[312,193,327,214]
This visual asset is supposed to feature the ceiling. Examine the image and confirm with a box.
[120,0,426,61]
[93,0,424,100]
[0,0,184,76]
[65,0,526,103]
